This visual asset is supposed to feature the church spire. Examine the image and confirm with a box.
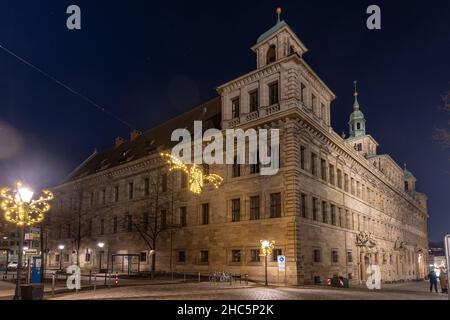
[348,80,366,137]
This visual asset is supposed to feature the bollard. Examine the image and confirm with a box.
[198,272,200,283]
[93,273,97,292]
[52,272,56,297]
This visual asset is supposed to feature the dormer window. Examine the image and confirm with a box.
[266,45,276,64]
[231,98,240,118]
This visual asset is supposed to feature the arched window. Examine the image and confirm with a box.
[266,45,276,64]
[357,123,361,130]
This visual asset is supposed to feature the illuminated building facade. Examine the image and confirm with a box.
[46,14,429,285]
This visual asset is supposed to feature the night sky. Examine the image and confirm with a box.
[0,0,449,242]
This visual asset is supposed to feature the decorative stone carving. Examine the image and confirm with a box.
[394,237,406,251]
[356,231,377,248]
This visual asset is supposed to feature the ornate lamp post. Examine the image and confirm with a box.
[58,245,65,270]
[260,240,275,287]
[97,242,105,272]
[0,181,53,300]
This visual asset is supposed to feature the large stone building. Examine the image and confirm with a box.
[46,14,429,285]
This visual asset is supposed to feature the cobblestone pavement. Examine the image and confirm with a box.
[51,280,449,300]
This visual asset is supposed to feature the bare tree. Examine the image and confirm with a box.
[434,89,450,147]
[128,166,180,278]
[53,182,101,267]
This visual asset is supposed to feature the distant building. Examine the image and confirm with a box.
[46,12,429,285]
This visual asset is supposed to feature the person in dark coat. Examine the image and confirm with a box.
[428,270,439,293]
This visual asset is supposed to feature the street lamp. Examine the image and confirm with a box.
[97,242,105,272]
[58,245,65,270]
[0,181,53,300]
[260,240,275,287]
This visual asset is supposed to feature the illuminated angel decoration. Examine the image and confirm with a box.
[0,181,54,226]
[160,153,223,194]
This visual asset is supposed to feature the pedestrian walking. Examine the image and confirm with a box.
[439,270,448,294]
[428,269,439,293]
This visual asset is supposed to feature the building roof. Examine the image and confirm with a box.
[257,20,289,44]
[64,97,222,182]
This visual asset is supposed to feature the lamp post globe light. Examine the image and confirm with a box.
[0,181,53,300]
[260,240,275,287]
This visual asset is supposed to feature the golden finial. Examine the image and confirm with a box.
[276,7,282,23]
[353,80,358,97]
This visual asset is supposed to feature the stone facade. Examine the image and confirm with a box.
[46,16,428,285]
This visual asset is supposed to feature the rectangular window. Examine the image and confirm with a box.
[337,169,342,189]
[322,201,328,223]
[250,249,260,262]
[85,251,91,262]
[64,254,70,262]
[161,174,167,192]
[100,219,104,235]
[114,186,119,202]
[272,249,282,262]
[250,152,260,174]
[270,193,281,218]
[298,193,307,219]
[113,216,118,233]
[320,159,327,181]
[269,82,279,105]
[231,199,240,222]
[249,90,259,112]
[143,212,149,231]
[232,98,240,118]
[139,252,147,262]
[250,196,260,220]
[232,159,240,178]
[127,214,133,232]
[301,83,306,103]
[312,197,318,221]
[128,182,134,199]
[321,103,326,121]
[231,250,241,263]
[300,146,306,170]
[55,254,60,262]
[313,249,321,263]
[347,251,353,264]
[311,153,317,176]
[344,174,349,192]
[200,250,209,263]
[202,203,209,225]
[180,207,187,227]
[144,178,150,196]
[178,251,186,262]
[356,181,361,198]
[338,208,343,227]
[331,204,336,226]
[332,250,339,263]
[329,164,335,185]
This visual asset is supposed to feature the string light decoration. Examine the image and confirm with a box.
[260,240,275,257]
[0,181,53,226]
[160,152,223,194]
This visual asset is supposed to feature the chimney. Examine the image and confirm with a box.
[115,137,127,147]
[130,129,142,141]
